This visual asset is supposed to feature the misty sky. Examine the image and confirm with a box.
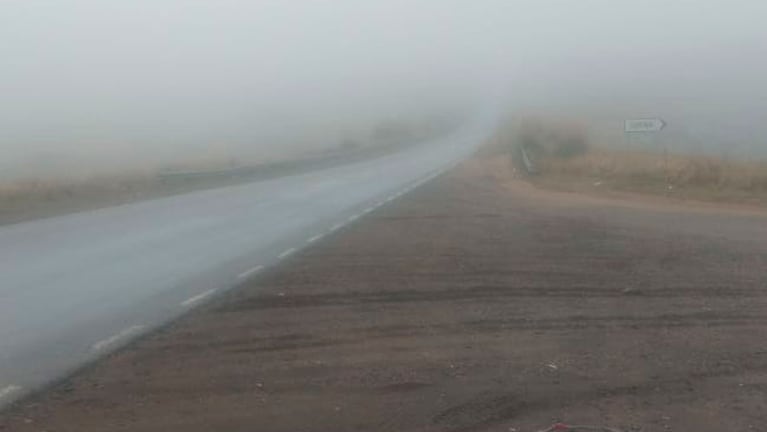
[2,0,767,178]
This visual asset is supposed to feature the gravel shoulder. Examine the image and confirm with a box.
[3,155,767,432]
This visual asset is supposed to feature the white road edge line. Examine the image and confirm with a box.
[181,288,218,307]
[92,325,146,352]
[278,247,297,259]
[237,265,264,280]
[330,222,344,232]
[0,385,21,400]
[363,206,374,213]
[306,234,323,244]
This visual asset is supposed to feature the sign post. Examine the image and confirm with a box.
[624,117,668,181]
[624,118,667,151]
[624,118,666,134]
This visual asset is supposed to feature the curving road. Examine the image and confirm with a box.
[0,125,486,408]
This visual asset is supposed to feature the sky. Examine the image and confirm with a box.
[2,0,766,178]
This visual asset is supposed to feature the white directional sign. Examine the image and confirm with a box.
[624,118,666,133]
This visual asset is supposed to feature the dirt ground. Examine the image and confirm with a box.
[3,155,767,432]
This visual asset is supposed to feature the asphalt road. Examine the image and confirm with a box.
[0,126,484,408]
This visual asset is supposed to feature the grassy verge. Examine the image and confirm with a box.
[493,117,767,207]
[536,150,767,206]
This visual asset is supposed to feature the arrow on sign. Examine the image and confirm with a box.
[624,118,666,133]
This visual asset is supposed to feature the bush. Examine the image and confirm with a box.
[495,117,590,174]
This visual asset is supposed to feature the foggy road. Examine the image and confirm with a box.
[4,154,767,432]
[4,1,767,429]
[0,128,483,408]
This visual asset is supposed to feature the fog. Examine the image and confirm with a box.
[2,0,766,179]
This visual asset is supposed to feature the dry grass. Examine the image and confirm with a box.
[0,135,429,225]
[491,115,767,206]
[536,149,767,205]
[543,150,767,189]
[0,152,286,225]
[0,172,164,223]
[0,175,149,203]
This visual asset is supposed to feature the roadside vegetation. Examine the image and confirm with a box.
[0,146,374,226]
[0,115,463,225]
[495,116,767,207]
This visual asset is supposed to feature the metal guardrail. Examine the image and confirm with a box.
[155,138,435,183]
[155,153,350,183]
[511,142,539,175]
[157,166,250,181]
[520,145,538,174]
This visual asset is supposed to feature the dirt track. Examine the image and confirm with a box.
[3,155,767,432]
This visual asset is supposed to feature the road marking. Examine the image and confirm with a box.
[306,234,323,244]
[330,222,344,232]
[0,385,21,400]
[278,247,296,259]
[92,325,146,352]
[363,206,374,213]
[347,214,360,222]
[181,288,217,307]
[237,265,264,280]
